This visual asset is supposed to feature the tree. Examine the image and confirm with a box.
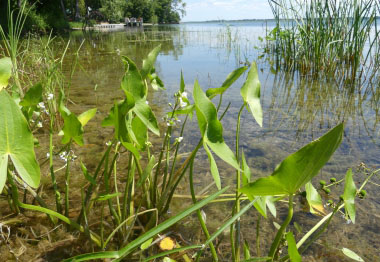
[99,0,126,23]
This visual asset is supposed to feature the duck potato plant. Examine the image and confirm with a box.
[0,44,377,262]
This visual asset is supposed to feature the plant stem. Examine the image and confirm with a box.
[268,194,294,260]
[189,158,219,262]
[234,104,245,261]
[64,140,72,218]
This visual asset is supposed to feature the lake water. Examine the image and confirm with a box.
[61,21,379,261]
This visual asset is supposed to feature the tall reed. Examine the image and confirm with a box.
[266,0,379,81]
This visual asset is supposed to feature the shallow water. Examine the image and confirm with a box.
[55,21,380,260]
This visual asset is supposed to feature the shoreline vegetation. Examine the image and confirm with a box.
[0,0,379,261]
[0,0,186,33]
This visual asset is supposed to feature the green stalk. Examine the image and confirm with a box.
[233,104,245,261]
[49,121,62,213]
[77,143,112,223]
[64,140,72,218]
[113,144,121,218]
[189,158,219,262]
[268,194,294,260]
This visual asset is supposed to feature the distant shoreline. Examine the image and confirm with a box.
[181,17,380,24]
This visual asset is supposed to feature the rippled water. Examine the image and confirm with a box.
[60,21,379,261]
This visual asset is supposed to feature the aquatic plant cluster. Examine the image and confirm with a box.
[265,0,380,82]
[1,2,379,262]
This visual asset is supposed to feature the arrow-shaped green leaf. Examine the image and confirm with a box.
[0,90,40,193]
[240,123,343,196]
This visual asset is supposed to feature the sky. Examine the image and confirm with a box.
[181,0,274,22]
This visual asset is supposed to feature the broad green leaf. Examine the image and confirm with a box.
[141,45,161,79]
[131,116,147,149]
[206,66,248,99]
[242,151,251,186]
[343,169,356,224]
[286,232,302,262]
[133,100,160,136]
[193,80,239,170]
[102,99,133,142]
[80,161,96,186]
[266,196,277,217]
[253,196,268,218]
[0,90,40,192]
[121,56,146,100]
[240,123,344,196]
[140,238,153,250]
[121,141,141,161]
[240,62,263,127]
[58,91,84,145]
[205,136,240,170]
[60,113,84,145]
[19,83,43,107]
[204,142,221,189]
[305,182,326,216]
[0,57,12,90]
[149,73,165,91]
[342,248,364,262]
[137,155,155,187]
[63,187,229,261]
[78,108,97,127]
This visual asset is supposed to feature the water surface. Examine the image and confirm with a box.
[62,21,379,261]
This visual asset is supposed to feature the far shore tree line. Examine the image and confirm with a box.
[0,0,186,32]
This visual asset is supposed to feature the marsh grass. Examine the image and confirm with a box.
[266,0,380,81]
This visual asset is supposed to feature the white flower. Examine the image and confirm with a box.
[145,101,149,105]
[38,102,45,109]
[176,137,183,143]
[46,153,50,159]
[179,91,188,108]
[37,122,42,128]
[47,93,54,100]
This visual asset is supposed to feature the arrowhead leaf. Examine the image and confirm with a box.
[240,62,263,127]
[240,123,344,196]
[206,66,248,99]
[0,90,40,192]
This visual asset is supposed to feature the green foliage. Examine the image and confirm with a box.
[286,232,301,262]
[63,188,228,261]
[100,0,126,23]
[0,89,40,193]
[240,123,344,197]
[305,182,324,215]
[240,62,263,127]
[206,66,248,99]
[193,80,239,189]
[342,248,364,262]
[58,92,97,146]
[0,57,12,90]
[342,169,357,223]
